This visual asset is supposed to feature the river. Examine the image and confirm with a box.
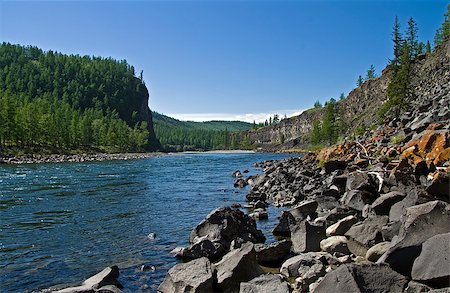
[0,152,295,292]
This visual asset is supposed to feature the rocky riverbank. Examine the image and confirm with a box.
[155,116,449,292]
[0,152,165,164]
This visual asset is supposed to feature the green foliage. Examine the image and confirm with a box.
[406,17,419,59]
[380,41,412,118]
[434,4,450,47]
[0,42,158,152]
[314,100,322,108]
[391,16,403,66]
[339,93,345,100]
[366,65,377,80]
[152,112,252,151]
[357,75,364,87]
[309,99,339,145]
[391,133,405,144]
[0,90,149,152]
[426,41,432,54]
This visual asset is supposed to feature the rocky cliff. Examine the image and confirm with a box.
[244,37,450,149]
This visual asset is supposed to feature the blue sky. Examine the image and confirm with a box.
[0,0,447,122]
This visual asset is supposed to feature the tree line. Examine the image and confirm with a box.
[0,43,158,153]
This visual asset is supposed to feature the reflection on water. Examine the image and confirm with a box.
[0,152,294,292]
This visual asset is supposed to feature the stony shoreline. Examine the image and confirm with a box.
[0,152,166,165]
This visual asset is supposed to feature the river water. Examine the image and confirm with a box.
[0,152,294,292]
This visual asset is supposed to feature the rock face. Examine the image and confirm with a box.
[345,216,388,247]
[54,266,122,293]
[254,240,292,266]
[157,257,214,293]
[239,274,291,293]
[314,263,408,293]
[214,242,264,292]
[379,200,450,276]
[325,215,358,236]
[290,220,326,253]
[411,233,450,288]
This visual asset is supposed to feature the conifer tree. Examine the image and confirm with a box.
[357,75,364,87]
[406,17,419,59]
[426,40,432,54]
[366,65,377,80]
[434,4,450,47]
[391,16,403,66]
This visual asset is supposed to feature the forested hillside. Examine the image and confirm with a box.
[0,43,159,153]
[153,112,252,151]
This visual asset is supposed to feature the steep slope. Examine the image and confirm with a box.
[0,43,160,151]
[242,37,450,149]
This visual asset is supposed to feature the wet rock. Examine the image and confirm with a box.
[254,200,267,209]
[173,238,224,261]
[411,233,450,288]
[314,263,408,293]
[246,191,267,202]
[325,215,358,236]
[234,178,248,188]
[371,191,406,215]
[239,274,291,293]
[290,220,326,253]
[214,242,264,292]
[379,200,450,277]
[345,216,388,247]
[272,211,296,237]
[249,210,268,220]
[54,266,122,293]
[365,241,391,262]
[157,257,213,293]
[255,240,292,266]
[233,170,243,178]
[189,207,265,252]
[320,236,350,255]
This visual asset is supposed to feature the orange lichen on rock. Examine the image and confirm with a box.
[401,129,450,167]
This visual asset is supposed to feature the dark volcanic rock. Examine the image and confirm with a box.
[272,211,296,237]
[289,200,318,220]
[411,233,450,288]
[280,252,327,283]
[378,200,450,277]
[234,178,248,188]
[290,220,326,253]
[214,242,264,292]
[320,236,350,255]
[323,160,347,174]
[345,216,389,247]
[255,240,292,266]
[239,274,291,293]
[173,238,224,261]
[371,191,406,215]
[157,257,214,293]
[341,190,377,211]
[54,266,122,293]
[314,263,408,293]
[346,171,378,194]
[190,207,265,251]
[325,215,359,236]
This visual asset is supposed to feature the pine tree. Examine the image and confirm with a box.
[357,75,364,87]
[339,93,345,100]
[314,100,322,108]
[406,17,419,59]
[434,4,450,47]
[391,16,403,66]
[366,65,377,80]
[426,40,432,54]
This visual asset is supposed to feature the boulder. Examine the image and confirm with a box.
[54,266,122,293]
[249,210,268,221]
[314,263,408,293]
[404,281,432,293]
[345,216,388,247]
[254,200,267,209]
[346,171,378,194]
[246,191,267,202]
[289,200,318,220]
[323,160,347,174]
[255,240,292,266]
[290,220,326,253]
[341,189,377,211]
[234,178,248,188]
[280,253,326,284]
[411,233,450,287]
[388,188,420,222]
[172,238,224,261]
[371,191,406,215]
[378,200,450,277]
[233,170,243,178]
[239,274,291,293]
[157,257,213,293]
[320,236,350,255]
[190,207,265,252]
[426,170,450,198]
[214,242,264,292]
[325,215,358,236]
[365,241,391,262]
[272,211,296,237]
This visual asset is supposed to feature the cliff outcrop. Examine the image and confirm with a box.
[244,37,450,149]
